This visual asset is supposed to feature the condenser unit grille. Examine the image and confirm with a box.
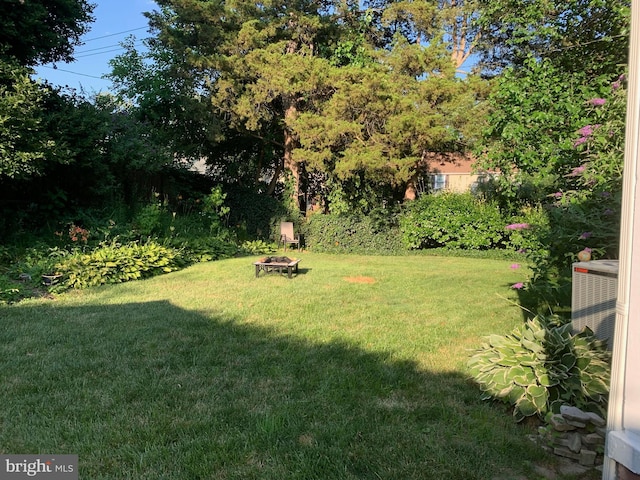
[571,260,619,349]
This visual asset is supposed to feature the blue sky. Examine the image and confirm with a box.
[33,0,158,93]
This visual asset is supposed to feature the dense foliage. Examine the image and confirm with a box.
[0,0,94,66]
[306,212,405,255]
[401,192,507,250]
[468,315,611,422]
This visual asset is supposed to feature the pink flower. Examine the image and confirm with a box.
[511,282,525,290]
[505,223,530,231]
[573,137,588,148]
[580,231,592,240]
[568,165,586,177]
[589,98,606,106]
[577,125,596,137]
[510,263,521,269]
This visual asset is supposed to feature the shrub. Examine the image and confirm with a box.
[225,188,287,239]
[170,236,238,263]
[306,213,405,254]
[400,192,508,250]
[467,315,611,422]
[239,239,276,256]
[53,241,183,290]
[0,276,23,305]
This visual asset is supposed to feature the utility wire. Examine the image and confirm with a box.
[74,41,146,57]
[74,47,140,58]
[75,40,147,54]
[82,26,148,42]
[39,65,106,80]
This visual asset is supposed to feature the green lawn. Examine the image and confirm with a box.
[0,253,585,479]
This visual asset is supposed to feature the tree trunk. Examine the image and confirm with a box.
[283,98,302,211]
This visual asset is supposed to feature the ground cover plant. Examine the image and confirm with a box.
[0,253,600,479]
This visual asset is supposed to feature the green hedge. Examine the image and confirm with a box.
[306,214,406,255]
[400,192,508,250]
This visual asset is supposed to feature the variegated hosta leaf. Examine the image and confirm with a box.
[526,385,548,411]
[537,373,559,387]
[516,395,538,417]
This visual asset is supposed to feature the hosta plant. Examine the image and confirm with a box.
[468,315,611,422]
[53,241,182,290]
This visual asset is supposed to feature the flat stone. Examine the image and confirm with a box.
[560,405,592,423]
[585,411,606,427]
[532,464,558,480]
[583,433,605,445]
[550,414,577,432]
[557,458,591,476]
[554,447,581,461]
[579,448,597,466]
[567,432,582,453]
[566,419,587,428]
[596,426,607,437]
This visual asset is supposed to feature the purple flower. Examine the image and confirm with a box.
[604,208,614,216]
[580,231,592,240]
[577,125,595,137]
[511,282,525,290]
[510,263,521,269]
[613,80,621,91]
[583,247,592,253]
[600,191,611,197]
[517,248,528,254]
[573,137,588,148]
[568,165,586,177]
[505,223,530,231]
[589,98,607,106]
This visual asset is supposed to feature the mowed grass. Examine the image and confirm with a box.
[1,253,569,479]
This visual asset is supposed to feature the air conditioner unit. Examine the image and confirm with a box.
[571,259,619,349]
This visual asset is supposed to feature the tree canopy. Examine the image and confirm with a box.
[0,0,95,66]
[109,0,488,211]
[0,0,95,178]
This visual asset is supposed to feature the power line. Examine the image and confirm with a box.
[82,26,149,43]
[76,41,146,54]
[39,65,106,80]
[74,40,146,57]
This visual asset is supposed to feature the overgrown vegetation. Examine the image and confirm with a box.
[401,192,507,250]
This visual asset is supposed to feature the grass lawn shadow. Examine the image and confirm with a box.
[1,296,556,479]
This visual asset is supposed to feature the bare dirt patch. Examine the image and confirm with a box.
[343,276,376,284]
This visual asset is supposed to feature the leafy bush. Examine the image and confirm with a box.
[468,315,611,422]
[133,201,168,237]
[169,236,238,263]
[0,276,23,304]
[53,241,183,290]
[400,192,508,250]
[239,239,276,256]
[226,187,287,239]
[306,213,405,254]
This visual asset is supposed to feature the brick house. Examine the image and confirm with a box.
[404,152,497,200]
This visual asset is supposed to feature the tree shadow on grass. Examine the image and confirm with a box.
[1,300,548,480]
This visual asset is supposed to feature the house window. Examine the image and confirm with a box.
[431,174,447,192]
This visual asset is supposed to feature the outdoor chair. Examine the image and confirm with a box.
[279,222,300,251]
